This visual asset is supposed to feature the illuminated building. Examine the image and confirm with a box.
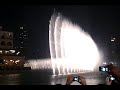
[0,26,25,68]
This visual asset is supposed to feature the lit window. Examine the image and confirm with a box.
[20,27,23,29]
[16,52,20,55]
[5,51,9,53]
[21,42,23,43]
[15,60,20,64]
[10,60,14,62]
[10,60,13,62]
[111,39,114,42]
[9,33,11,35]
[0,50,2,53]
[9,50,15,53]
[113,38,115,40]
[15,60,20,63]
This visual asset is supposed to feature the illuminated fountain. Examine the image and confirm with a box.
[24,59,52,70]
[49,12,100,75]
[25,12,100,76]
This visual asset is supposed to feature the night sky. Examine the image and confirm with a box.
[0,5,120,59]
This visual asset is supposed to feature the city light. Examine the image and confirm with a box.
[111,37,116,42]
[9,50,15,53]
[15,60,20,62]
[111,39,114,42]
[10,60,13,62]
[20,27,24,29]
[16,52,20,55]
[0,50,2,53]
[113,38,115,40]
[5,51,9,53]
[8,33,11,35]
[15,60,20,64]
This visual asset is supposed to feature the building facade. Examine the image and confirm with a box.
[0,28,25,68]
[0,31,13,49]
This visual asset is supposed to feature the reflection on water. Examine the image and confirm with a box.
[0,74,20,85]
[50,72,109,85]
[0,70,109,85]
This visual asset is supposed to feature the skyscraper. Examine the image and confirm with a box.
[14,25,28,56]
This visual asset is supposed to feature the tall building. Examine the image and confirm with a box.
[14,26,28,56]
[0,26,25,68]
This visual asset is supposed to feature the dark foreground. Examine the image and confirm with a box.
[0,69,109,85]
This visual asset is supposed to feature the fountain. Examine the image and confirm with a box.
[49,12,100,75]
[26,12,100,76]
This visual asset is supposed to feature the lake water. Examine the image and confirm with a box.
[0,69,109,85]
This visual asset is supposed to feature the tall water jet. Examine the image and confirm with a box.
[49,12,100,75]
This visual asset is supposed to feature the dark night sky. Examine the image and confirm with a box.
[0,5,120,59]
